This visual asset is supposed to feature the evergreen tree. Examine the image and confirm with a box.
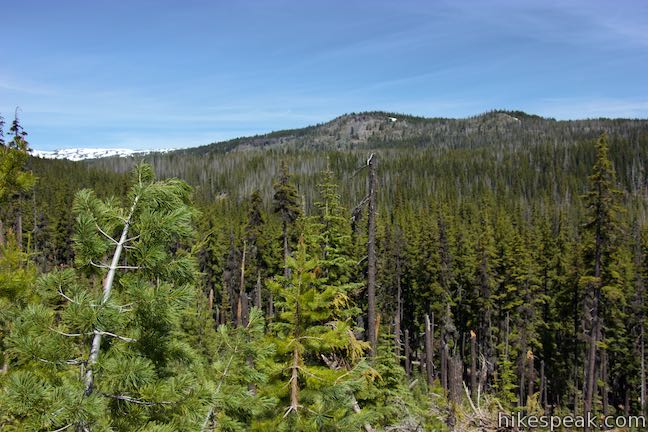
[0,117,37,375]
[0,233,36,374]
[0,113,35,248]
[2,164,210,431]
[581,133,624,418]
[240,190,266,323]
[259,232,369,431]
[472,204,499,388]
[273,162,301,279]
[201,308,275,432]
[313,168,355,285]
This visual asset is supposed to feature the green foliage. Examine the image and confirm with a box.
[258,232,369,430]
[4,113,648,428]
[202,308,275,431]
[2,164,210,431]
[0,114,35,203]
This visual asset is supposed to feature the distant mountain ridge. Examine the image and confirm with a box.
[33,110,648,161]
[173,109,646,156]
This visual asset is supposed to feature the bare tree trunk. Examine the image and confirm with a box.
[15,203,22,251]
[601,349,608,416]
[84,194,139,396]
[584,300,598,420]
[540,360,546,412]
[624,385,630,416]
[404,329,412,376]
[282,221,289,279]
[585,224,603,427]
[255,271,262,310]
[642,324,646,415]
[448,354,462,404]
[208,288,214,311]
[424,313,434,386]
[268,291,274,322]
[527,350,535,404]
[470,330,477,402]
[288,347,300,415]
[441,341,448,392]
[394,265,402,357]
[351,395,376,432]
[237,241,247,327]
[419,350,425,376]
[0,217,5,248]
[1,352,8,374]
[220,281,229,325]
[367,153,377,356]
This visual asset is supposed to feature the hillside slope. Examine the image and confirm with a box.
[78,111,648,211]
[165,110,648,156]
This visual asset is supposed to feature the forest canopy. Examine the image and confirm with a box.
[1,111,648,430]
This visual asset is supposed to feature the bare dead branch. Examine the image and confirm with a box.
[38,357,85,366]
[49,424,72,432]
[113,265,140,270]
[96,224,118,245]
[58,290,79,305]
[50,328,83,337]
[94,330,137,342]
[101,393,171,406]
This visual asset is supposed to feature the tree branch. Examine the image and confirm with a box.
[94,330,137,342]
[58,289,79,305]
[96,223,118,245]
[49,424,72,432]
[38,357,85,366]
[124,234,140,243]
[101,393,171,406]
[50,328,83,337]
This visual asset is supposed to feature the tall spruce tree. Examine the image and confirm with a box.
[0,113,35,248]
[0,117,37,376]
[581,133,623,419]
[273,162,301,280]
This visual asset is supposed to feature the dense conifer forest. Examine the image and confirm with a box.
[2,110,648,430]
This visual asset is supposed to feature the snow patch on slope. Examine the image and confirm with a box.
[32,148,174,161]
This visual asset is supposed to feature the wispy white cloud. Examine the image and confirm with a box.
[3,0,647,151]
[0,74,58,96]
[532,97,648,119]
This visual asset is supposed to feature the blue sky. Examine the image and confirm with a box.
[1,0,647,151]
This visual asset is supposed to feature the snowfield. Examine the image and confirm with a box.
[31,148,173,161]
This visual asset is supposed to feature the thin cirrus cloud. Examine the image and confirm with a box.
[532,98,648,120]
[0,0,646,151]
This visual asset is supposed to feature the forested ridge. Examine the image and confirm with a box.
[2,110,648,430]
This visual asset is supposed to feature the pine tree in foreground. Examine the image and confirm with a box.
[1,163,210,431]
[257,232,371,431]
[201,308,275,432]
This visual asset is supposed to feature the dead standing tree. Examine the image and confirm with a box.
[352,153,378,356]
